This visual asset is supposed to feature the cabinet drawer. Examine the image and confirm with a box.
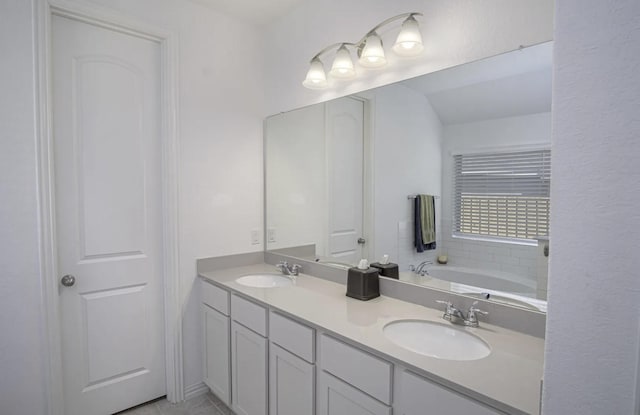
[202,280,229,315]
[399,370,504,415]
[231,294,267,336]
[269,312,315,363]
[320,335,392,404]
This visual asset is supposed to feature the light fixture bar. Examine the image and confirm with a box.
[302,12,424,89]
[362,12,423,40]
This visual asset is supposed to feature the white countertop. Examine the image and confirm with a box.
[199,263,544,415]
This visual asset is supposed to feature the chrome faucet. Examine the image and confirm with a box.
[436,300,488,328]
[409,260,433,276]
[276,261,302,277]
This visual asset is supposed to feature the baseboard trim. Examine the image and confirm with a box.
[184,382,209,400]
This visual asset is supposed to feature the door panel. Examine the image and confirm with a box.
[231,321,268,415]
[270,343,315,415]
[318,372,391,415]
[203,305,231,405]
[82,284,149,387]
[75,57,147,259]
[53,14,165,415]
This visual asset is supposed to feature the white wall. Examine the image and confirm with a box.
[440,112,552,284]
[263,0,555,115]
[0,1,48,414]
[265,104,327,253]
[367,84,442,267]
[543,1,640,413]
[0,0,265,409]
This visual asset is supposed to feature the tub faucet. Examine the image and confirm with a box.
[276,261,302,277]
[409,260,433,276]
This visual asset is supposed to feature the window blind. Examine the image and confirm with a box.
[453,149,551,243]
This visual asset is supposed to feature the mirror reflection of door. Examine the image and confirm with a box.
[326,97,366,264]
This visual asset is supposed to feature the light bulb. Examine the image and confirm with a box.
[329,44,356,79]
[359,33,387,68]
[302,58,328,89]
[393,15,424,57]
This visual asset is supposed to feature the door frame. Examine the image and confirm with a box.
[33,1,183,414]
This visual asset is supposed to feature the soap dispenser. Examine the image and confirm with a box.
[346,259,380,301]
[370,254,399,279]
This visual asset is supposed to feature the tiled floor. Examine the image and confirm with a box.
[117,392,235,415]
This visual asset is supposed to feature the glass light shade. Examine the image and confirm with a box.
[359,33,387,68]
[302,58,328,89]
[329,45,356,79]
[392,15,424,56]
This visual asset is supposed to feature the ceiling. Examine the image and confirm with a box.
[189,0,304,25]
[401,42,553,125]
[422,69,552,125]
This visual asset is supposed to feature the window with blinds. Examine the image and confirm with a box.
[453,149,551,243]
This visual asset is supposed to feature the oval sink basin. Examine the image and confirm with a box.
[235,273,293,288]
[383,320,490,361]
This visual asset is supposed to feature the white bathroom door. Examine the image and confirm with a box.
[326,97,365,264]
[52,15,165,415]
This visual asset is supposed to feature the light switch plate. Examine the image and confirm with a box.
[267,228,276,243]
[251,229,260,245]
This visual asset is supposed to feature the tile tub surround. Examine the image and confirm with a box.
[199,263,544,414]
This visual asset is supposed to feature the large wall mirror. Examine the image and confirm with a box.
[265,42,552,313]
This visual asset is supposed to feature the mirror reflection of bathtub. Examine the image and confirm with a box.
[314,252,547,312]
[399,265,546,312]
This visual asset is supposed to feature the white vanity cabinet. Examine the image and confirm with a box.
[202,281,231,405]
[397,370,504,415]
[269,312,316,415]
[199,276,522,415]
[231,294,268,415]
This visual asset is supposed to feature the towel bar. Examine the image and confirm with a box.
[407,194,440,199]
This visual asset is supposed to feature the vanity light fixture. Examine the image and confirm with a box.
[329,44,356,79]
[303,12,424,89]
[302,57,329,89]
[392,15,424,56]
[359,32,387,68]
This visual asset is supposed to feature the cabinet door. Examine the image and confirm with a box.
[318,371,391,415]
[231,321,268,415]
[202,304,230,405]
[398,370,503,415]
[270,343,315,415]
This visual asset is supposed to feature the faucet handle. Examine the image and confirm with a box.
[290,263,302,276]
[437,300,465,323]
[436,300,455,315]
[466,301,488,327]
[468,301,488,314]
